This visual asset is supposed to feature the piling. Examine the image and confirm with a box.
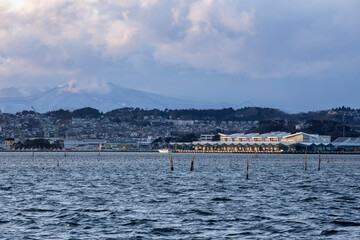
[246,157,249,179]
[190,156,194,171]
[64,151,67,157]
[304,151,307,170]
[318,153,321,171]
[57,159,59,167]
[169,152,174,171]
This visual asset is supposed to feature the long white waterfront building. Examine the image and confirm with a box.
[217,132,331,144]
[171,131,333,153]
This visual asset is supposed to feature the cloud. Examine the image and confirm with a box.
[153,0,255,74]
[103,17,140,56]
[104,0,158,9]
[0,0,359,91]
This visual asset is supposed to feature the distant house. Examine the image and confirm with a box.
[170,120,195,126]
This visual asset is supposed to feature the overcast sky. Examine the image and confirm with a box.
[0,0,359,111]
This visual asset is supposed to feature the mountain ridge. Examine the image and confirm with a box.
[0,82,253,113]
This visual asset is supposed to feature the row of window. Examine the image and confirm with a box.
[222,138,280,142]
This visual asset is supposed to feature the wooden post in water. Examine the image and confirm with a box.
[169,152,174,171]
[64,150,67,157]
[190,156,194,171]
[98,143,102,156]
[318,152,321,171]
[304,151,307,170]
[246,157,249,179]
[57,159,59,167]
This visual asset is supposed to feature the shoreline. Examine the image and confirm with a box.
[0,150,359,155]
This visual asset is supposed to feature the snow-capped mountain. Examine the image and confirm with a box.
[0,82,253,113]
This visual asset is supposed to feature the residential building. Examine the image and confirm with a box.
[199,134,215,142]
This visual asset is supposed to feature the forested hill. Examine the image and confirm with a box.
[39,106,360,124]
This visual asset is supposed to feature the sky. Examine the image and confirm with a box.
[0,0,359,112]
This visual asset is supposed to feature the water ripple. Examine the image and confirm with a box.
[0,152,360,239]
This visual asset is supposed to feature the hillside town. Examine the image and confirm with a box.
[0,107,360,152]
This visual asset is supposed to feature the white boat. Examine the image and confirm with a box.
[158,149,171,153]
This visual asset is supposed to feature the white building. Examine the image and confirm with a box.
[219,132,291,143]
[199,134,215,142]
[170,120,195,126]
[281,132,331,144]
[218,132,331,144]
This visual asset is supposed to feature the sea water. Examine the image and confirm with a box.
[0,152,359,239]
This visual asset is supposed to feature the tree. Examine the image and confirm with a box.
[212,134,220,141]
[14,138,52,150]
[73,107,102,118]
[177,133,198,142]
[46,109,72,119]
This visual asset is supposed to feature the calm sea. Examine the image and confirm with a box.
[0,152,359,239]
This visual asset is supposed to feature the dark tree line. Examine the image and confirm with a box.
[247,120,296,134]
[13,139,63,150]
[19,106,360,124]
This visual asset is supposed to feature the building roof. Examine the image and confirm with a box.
[332,137,360,143]
[332,137,360,146]
[259,132,290,138]
[219,133,245,138]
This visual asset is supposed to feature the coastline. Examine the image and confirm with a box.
[0,150,359,154]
